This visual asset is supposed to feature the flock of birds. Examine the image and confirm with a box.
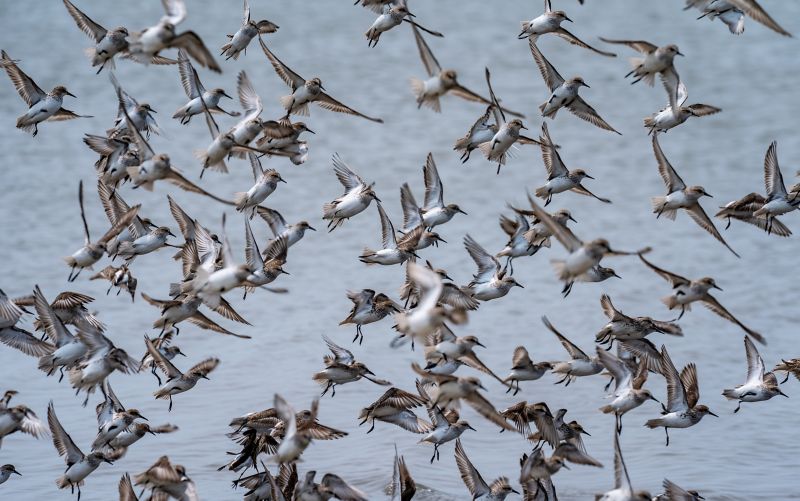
[0,0,796,499]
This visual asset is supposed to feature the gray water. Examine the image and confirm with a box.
[0,1,799,499]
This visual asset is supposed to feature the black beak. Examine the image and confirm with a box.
[437,236,447,244]
[581,429,591,436]
[65,90,77,98]
[278,177,287,183]
[568,215,577,223]
[584,174,595,180]
[168,230,176,237]
[779,390,790,398]
[677,51,685,56]
[712,284,723,291]
[307,225,317,231]
[104,458,114,464]
[178,350,187,357]
[202,375,210,380]
[467,425,477,431]
[708,410,718,417]
[515,282,524,288]
[306,128,316,134]
[651,395,660,403]
[476,341,486,348]
[564,15,573,22]
[704,192,713,198]
[457,208,468,215]
[222,91,233,99]
[520,124,529,130]
[511,488,521,494]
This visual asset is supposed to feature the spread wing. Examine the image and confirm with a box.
[454,439,490,498]
[526,196,582,251]
[187,357,219,377]
[315,91,384,123]
[763,141,786,198]
[660,66,682,112]
[652,135,686,192]
[660,345,688,412]
[597,37,657,53]
[257,206,288,236]
[638,254,689,287]
[237,70,262,119]
[376,203,398,249]
[511,346,532,369]
[727,0,792,36]
[320,474,367,501]
[322,334,355,365]
[161,0,187,25]
[528,39,564,92]
[243,218,264,270]
[422,153,444,210]
[47,402,84,467]
[1,51,46,106]
[259,37,304,89]
[701,295,765,345]
[62,0,107,42]
[177,49,204,99]
[539,122,567,179]
[553,27,617,57]
[144,335,182,379]
[464,234,499,284]
[170,31,221,73]
[567,96,621,134]
[411,23,441,77]
[332,153,366,192]
[743,336,765,384]
[680,363,699,409]
[542,316,589,360]
[463,391,515,431]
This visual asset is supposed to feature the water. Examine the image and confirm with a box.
[0,1,798,499]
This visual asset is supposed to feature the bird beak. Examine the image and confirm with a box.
[712,284,723,291]
[168,230,176,237]
[202,375,211,380]
[511,488,521,494]
[514,281,524,288]
[584,174,595,180]
[443,274,453,281]
[561,463,571,470]
[611,271,622,279]
[306,127,316,134]
[476,341,486,348]
[779,389,790,398]
[704,192,713,198]
[307,225,317,231]
[564,15,573,22]
[651,395,660,403]
[568,215,577,223]
[279,177,287,183]
[437,236,447,244]
[280,269,291,275]
[457,208,468,215]
[320,84,327,91]
[222,91,233,99]
[478,383,487,391]
[520,124,529,130]
[366,369,375,376]
[104,458,114,464]
[467,424,477,431]
[708,410,718,417]
[65,90,77,98]
[581,429,591,436]
[676,51,685,56]
[178,349,187,357]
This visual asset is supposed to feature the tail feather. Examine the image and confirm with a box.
[661,295,679,310]
[644,418,663,428]
[233,192,249,211]
[168,283,182,297]
[599,405,615,414]
[722,389,738,400]
[550,259,569,280]
[534,186,549,199]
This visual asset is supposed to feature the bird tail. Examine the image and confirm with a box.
[519,22,531,38]
[359,248,377,265]
[15,115,36,132]
[650,197,677,220]
[63,256,77,267]
[453,136,470,152]
[661,295,680,310]
[643,116,655,128]
[168,282,183,297]
[549,259,570,281]
[409,78,425,100]
[153,388,170,400]
[311,372,328,385]
[38,354,56,373]
[56,475,80,489]
[722,388,738,400]
[644,418,663,428]
[233,192,249,211]
[599,405,615,414]
[534,186,549,199]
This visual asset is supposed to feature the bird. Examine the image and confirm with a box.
[650,135,739,257]
[722,336,787,412]
[126,0,221,72]
[260,38,383,122]
[89,264,137,301]
[47,401,112,501]
[273,394,320,463]
[752,141,799,234]
[693,0,792,37]
[0,391,48,449]
[686,0,746,35]
[323,154,381,231]
[595,432,651,501]
[311,335,391,397]
[519,441,602,499]
[645,345,718,446]
[478,68,532,172]
[172,50,239,124]
[1,50,88,136]
[295,471,367,501]
[425,326,509,387]
[0,464,21,485]
[359,386,432,434]
[534,122,611,205]
[0,289,53,359]
[241,222,289,299]
[67,330,140,406]
[220,0,279,60]
[416,382,475,463]
[257,206,316,249]
[653,478,704,501]
[543,316,603,385]
[339,289,401,344]
[413,153,466,229]
[519,0,616,58]
[133,455,199,500]
[117,473,138,501]
[102,422,178,461]
[235,155,286,218]
[638,254,766,344]
[599,37,683,110]
[643,82,721,135]
[715,192,791,236]
[595,294,683,351]
[502,346,553,395]
[141,292,250,339]
[496,212,541,274]
[529,40,620,134]
[108,72,161,137]
[501,401,559,447]
[91,381,148,451]
[390,445,416,501]
[597,349,659,433]
[364,4,442,47]
[454,438,520,500]
[61,0,131,73]
[463,234,523,301]
[256,119,314,150]
[144,335,219,411]
[409,24,523,116]
[394,262,450,348]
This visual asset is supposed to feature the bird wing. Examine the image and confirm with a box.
[685,204,740,258]
[98,204,141,245]
[170,31,221,73]
[400,183,422,230]
[511,346,532,369]
[553,27,617,57]
[164,169,233,205]
[613,431,632,491]
[597,348,632,393]
[161,0,187,24]
[763,141,787,198]
[315,91,384,123]
[727,0,792,36]
[0,326,53,357]
[320,474,367,501]
[211,297,252,325]
[322,334,355,365]
[47,402,84,467]
[527,196,582,251]
[259,37,304,90]
[120,105,155,158]
[680,363,699,409]
[542,316,589,360]
[743,336,765,385]
[144,335,182,379]
[454,439,491,498]
[256,206,288,236]
[376,203,398,249]
[597,37,657,53]
[243,218,264,270]
[660,345,688,412]
[464,234,499,284]
[96,380,124,428]
[686,103,721,117]
[167,195,197,240]
[332,153,366,193]
[411,23,441,77]
[600,294,626,322]
[1,51,46,106]
[33,285,75,345]
[408,262,443,312]
[186,311,250,338]
[638,254,689,287]
[528,39,564,91]
[177,49,204,99]
[237,70,262,120]
[62,0,107,42]
[652,135,686,192]
[187,357,219,377]
[539,122,567,178]
[701,295,765,345]
[567,96,621,134]
[554,442,603,467]
[463,391,515,431]
[241,0,250,24]
[422,153,444,210]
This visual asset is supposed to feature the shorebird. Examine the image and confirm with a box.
[273,394,319,463]
[774,359,800,384]
[260,38,382,122]
[0,464,20,485]
[500,402,559,447]
[415,153,466,229]
[543,316,603,385]
[90,264,137,301]
[257,206,316,249]
[416,382,475,463]
[690,0,791,37]
[529,40,620,134]
[61,0,130,73]
[519,0,616,58]
[478,68,532,172]
[295,471,366,501]
[1,50,88,136]
[109,73,161,137]
[194,105,270,177]
[752,141,799,234]
[715,192,791,236]
[0,392,47,448]
[496,212,541,273]
[227,71,266,152]
[144,335,219,411]
[645,345,717,446]
[257,119,314,150]
[83,131,138,187]
[312,335,390,397]
[534,122,611,205]
[723,337,787,412]
[410,24,523,116]
[115,226,176,261]
[172,50,239,124]
[653,478,704,501]
[597,349,658,433]
[102,422,178,461]
[360,203,419,265]
[323,154,380,231]
[650,135,738,257]
[134,456,198,500]
[595,432,651,501]
[397,186,447,250]
[20,290,104,334]
[47,401,112,500]
[67,330,139,405]
[455,439,520,500]
[643,82,721,135]
[126,0,221,72]
[638,254,765,344]
[519,441,602,499]
[599,37,683,110]
[221,0,279,60]
[595,294,683,350]
[91,381,147,451]
[340,289,400,343]
[0,289,52,359]
[241,222,289,298]
[141,293,250,339]
[425,326,508,386]
[394,262,449,348]
[464,234,523,301]
[509,205,576,250]
[28,287,87,380]
[365,4,442,47]
[359,387,432,434]
[503,346,553,395]
[390,445,416,501]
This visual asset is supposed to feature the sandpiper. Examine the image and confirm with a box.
[115,226,176,261]
[227,71,266,151]
[92,381,147,450]
[0,464,20,485]
[273,394,319,463]
[141,292,250,338]
[644,82,721,134]
[694,0,791,36]
[257,206,316,249]
[509,205,576,249]
[361,203,420,265]
[390,445,416,501]
[126,0,221,72]
[109,72,161,137]
[260,38,382,122]
[31,286,90,380]
[140,332,184,384]
[687,0,746,35]
[645,345,717,446]
[221,0,279,60]
[144,335,219,411]
[323,154,380,231]
[1,50,88,136]
[312,335,390,396]
[464,234,523,301]
[535,123,611,205]
[715,192,791,236]
[241,223,289,298]
[520,442,602,499]
[359,387,432,434]
[365,5,442,47]
[752,141,799,234]
[417,153,466,229]
[723,336,787,412]
[416,382,475,462]
[496,212,540,273]
[529,41,620,134]
[134,456,198,500]
[235,155,285,218]
[501,402,559,447]
[426,326,508,386]
[172,50,239,125]
[595,294,683,350]
[47,401,112,500]
[257,119,314,150]
[519,0,616,57]
[478,68,532,172]
[0,393,47,448]
[654,478,704,501]
[650,135,738,257]
[638,254,765,344]
[774,359,800,384]
[410,25,523,116]
[103,422,178,461]
[396,186,447,250]
[543,316,603,385]
[455,439,519,499]
[340,289,400,343]
[68,330,139,405]
[0,289,52,358]
[297,471,366,501]
[595,432,651,501]
[599,37,683,110]
[83,132,137,187]
[90,264,137,301]
[503,346,553,395]
[194,106,268,177]
[597,349,658,433]
[62,0,130,73]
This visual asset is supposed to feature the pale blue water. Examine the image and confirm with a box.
[0,1,798,499]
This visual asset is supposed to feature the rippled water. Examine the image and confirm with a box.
[0,1,798,499]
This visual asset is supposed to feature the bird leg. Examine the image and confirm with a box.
[664,427,670,447]
[734,400,743,413]
[168,395,173,412]
[367,419,375,433]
